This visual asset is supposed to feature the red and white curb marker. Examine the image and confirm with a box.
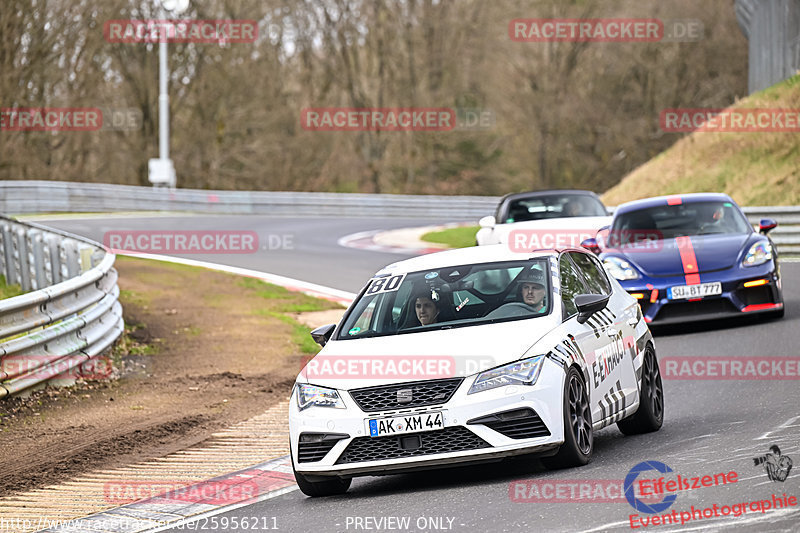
[338,230,446,255]
[37,456,296,533]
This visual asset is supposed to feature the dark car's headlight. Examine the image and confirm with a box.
[743,241,772,267]
[468,355,545,394]
[603,256,640,280]
[296,384,346,411]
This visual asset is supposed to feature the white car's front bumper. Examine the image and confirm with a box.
[289,360,566,478]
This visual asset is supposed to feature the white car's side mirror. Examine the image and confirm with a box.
[479,215,496,229]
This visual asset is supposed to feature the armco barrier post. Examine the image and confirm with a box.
[15,227,31,291]
[46,234,62,284]
[31,231,46,290]
[1,224,13,285]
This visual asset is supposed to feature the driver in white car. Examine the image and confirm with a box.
[415,294,441,326]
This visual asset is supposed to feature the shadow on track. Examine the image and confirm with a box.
[650,312,786,337]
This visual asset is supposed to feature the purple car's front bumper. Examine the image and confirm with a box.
[618,262,783,325]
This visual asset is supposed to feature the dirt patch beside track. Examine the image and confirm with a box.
[0,256,340,496]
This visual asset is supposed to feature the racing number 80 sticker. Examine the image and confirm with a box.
[366,274,406,295]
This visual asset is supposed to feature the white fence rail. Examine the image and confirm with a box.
[0,215,122,398]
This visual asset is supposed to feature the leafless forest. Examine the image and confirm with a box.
[0,0,748,194]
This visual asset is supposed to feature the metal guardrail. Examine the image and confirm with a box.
[0,215,123,398]
[2,180,798,258]
[0,180,497,218]
[0,181,797,257]
[740,206,800,258]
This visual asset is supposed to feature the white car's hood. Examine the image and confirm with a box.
[297,316,559,390]
[478,216,612,247]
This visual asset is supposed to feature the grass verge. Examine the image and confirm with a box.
[603,74,800,206]
[421,226,479,249]
[236,276,343,354]
[0,276,24,300]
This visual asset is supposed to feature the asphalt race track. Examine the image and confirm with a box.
[41,215,453,292]
[39,215,800,532]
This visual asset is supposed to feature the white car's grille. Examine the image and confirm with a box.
[335,426,489,464]
[348,378,463,413]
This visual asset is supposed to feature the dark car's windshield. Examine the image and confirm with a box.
[503,194,606,223]
[611,200,752,240]
[337,259,552,340]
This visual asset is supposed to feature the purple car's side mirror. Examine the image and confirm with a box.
[581,238,601,255]
[759,218,778,235]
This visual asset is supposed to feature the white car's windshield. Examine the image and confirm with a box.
[337,259,552,340]
[505,194,606,223]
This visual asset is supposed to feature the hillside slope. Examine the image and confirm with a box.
[603,75,800,206]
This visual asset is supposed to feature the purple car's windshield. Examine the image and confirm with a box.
[337,259,552,340]
[611,201,752,240]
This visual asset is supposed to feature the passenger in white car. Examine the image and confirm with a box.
[517,269,548,313]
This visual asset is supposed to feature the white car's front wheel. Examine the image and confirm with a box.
[293,463,352,497]
[617,346,664,435]
[542,367,593,469]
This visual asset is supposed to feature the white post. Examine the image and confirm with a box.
[159,36,169,160]
[148,5,177,189]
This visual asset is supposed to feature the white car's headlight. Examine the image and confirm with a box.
[743,241,773,267]
[296,384,346,411]
[603,256,640,280]
[468,355,545,394]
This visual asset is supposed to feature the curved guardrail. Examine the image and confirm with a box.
[0,215,123,398]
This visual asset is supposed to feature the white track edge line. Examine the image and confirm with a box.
[116,252,357,302]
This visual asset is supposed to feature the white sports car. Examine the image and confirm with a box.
[476,189,612,248]
[289,245,663,496]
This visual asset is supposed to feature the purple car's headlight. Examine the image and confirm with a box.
[743,242,772,267]
[603,257,640,280]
